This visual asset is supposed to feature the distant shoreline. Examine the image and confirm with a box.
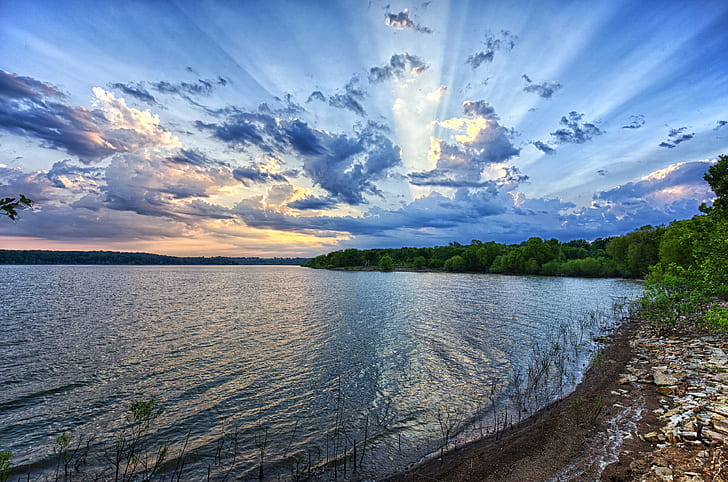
[0,249,310,266]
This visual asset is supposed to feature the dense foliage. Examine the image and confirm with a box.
[0,250,310,265]
[640,155,728,330]
[304,228,665,279]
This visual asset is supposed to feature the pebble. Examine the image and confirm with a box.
[622,328,728,447]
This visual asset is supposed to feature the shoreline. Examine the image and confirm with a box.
[384,316,641,481]
[384,316,728,481]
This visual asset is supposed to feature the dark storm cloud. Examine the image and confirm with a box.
[384,9,432,33]
[0,71,178,163]
[295,124,401,205]
[232,166,287,185]
[287,196,338,210]
[165,149,224,167]
[550,111,603,144]
[465,31,517,70]
[368,54,428,83]
[195,112,280,152]
[532,140,555,154]
[234,187,510,237]
[659,126,695,149]
[0,70,66,99]
[522,75,562,98]
[198,111,402,205]
[109,82,158,104]
[621,114,645,129]
[328,77,367,116]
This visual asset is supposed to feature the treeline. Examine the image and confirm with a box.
[0,250,310,266]
[304,226,664,279]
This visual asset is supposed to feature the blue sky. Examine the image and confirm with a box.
[1,0,726,256]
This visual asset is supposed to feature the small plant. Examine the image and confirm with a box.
[589,350,604,367]
[0,444,12,482]
[113,397,169,482]
[54,432,72,479]
[705,306,728,329]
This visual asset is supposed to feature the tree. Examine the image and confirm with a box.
[412,256,427,269]
[701,154,728,217]
[378,255,394,271]
[444,255,466,272]
[0,194,32,221]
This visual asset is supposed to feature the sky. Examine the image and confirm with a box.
[1,0,727,257]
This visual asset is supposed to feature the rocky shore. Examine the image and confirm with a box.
[387,315,728,481]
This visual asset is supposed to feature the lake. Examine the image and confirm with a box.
[0,265,642,480]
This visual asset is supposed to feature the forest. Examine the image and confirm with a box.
[0,250,310,265]
[303,228,662,279]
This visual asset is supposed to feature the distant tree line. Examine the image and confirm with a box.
[0,250,310,266]
[304,227,665,279]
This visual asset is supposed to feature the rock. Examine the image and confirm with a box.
[643,431,662,443]
[712,417,728,434]
[653,465,673,481]
[618,374,637,384]
[704,429,727,443]
[657,386,674,395]
[708,403,728,418]
[654,371,679,386]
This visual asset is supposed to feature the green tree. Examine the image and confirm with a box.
[444,255,466,272]
[412,256,427,269]
[378,255,394,271]
[701,154,728,217]
[0,194,32,221]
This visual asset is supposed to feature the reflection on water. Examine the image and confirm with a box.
[0,266,641,479]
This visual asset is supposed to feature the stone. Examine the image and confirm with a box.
[704,429,727,443]
[618,374,637,384]
[643,431,662,443]
[708,403,728,418]
[712,417,728,434]
[654,371,679,386]
[657,386,674,396]
[653,465,673,481]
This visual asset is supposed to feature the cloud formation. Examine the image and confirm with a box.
[522,75,561,98]
[152,77,227,97]
[368,54,428,83]
[659,126,694,148]
[328,77,367,116]
[385,9,432,33]
[621,114,645,129]
[198,111,402,205]
[466,31,517,69]
[409,100,521,187]
[0,71,179,163]
[532,140,555,154]
[109,82,158,104]
[550,111,603,144]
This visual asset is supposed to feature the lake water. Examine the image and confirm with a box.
[0,265,642,480]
